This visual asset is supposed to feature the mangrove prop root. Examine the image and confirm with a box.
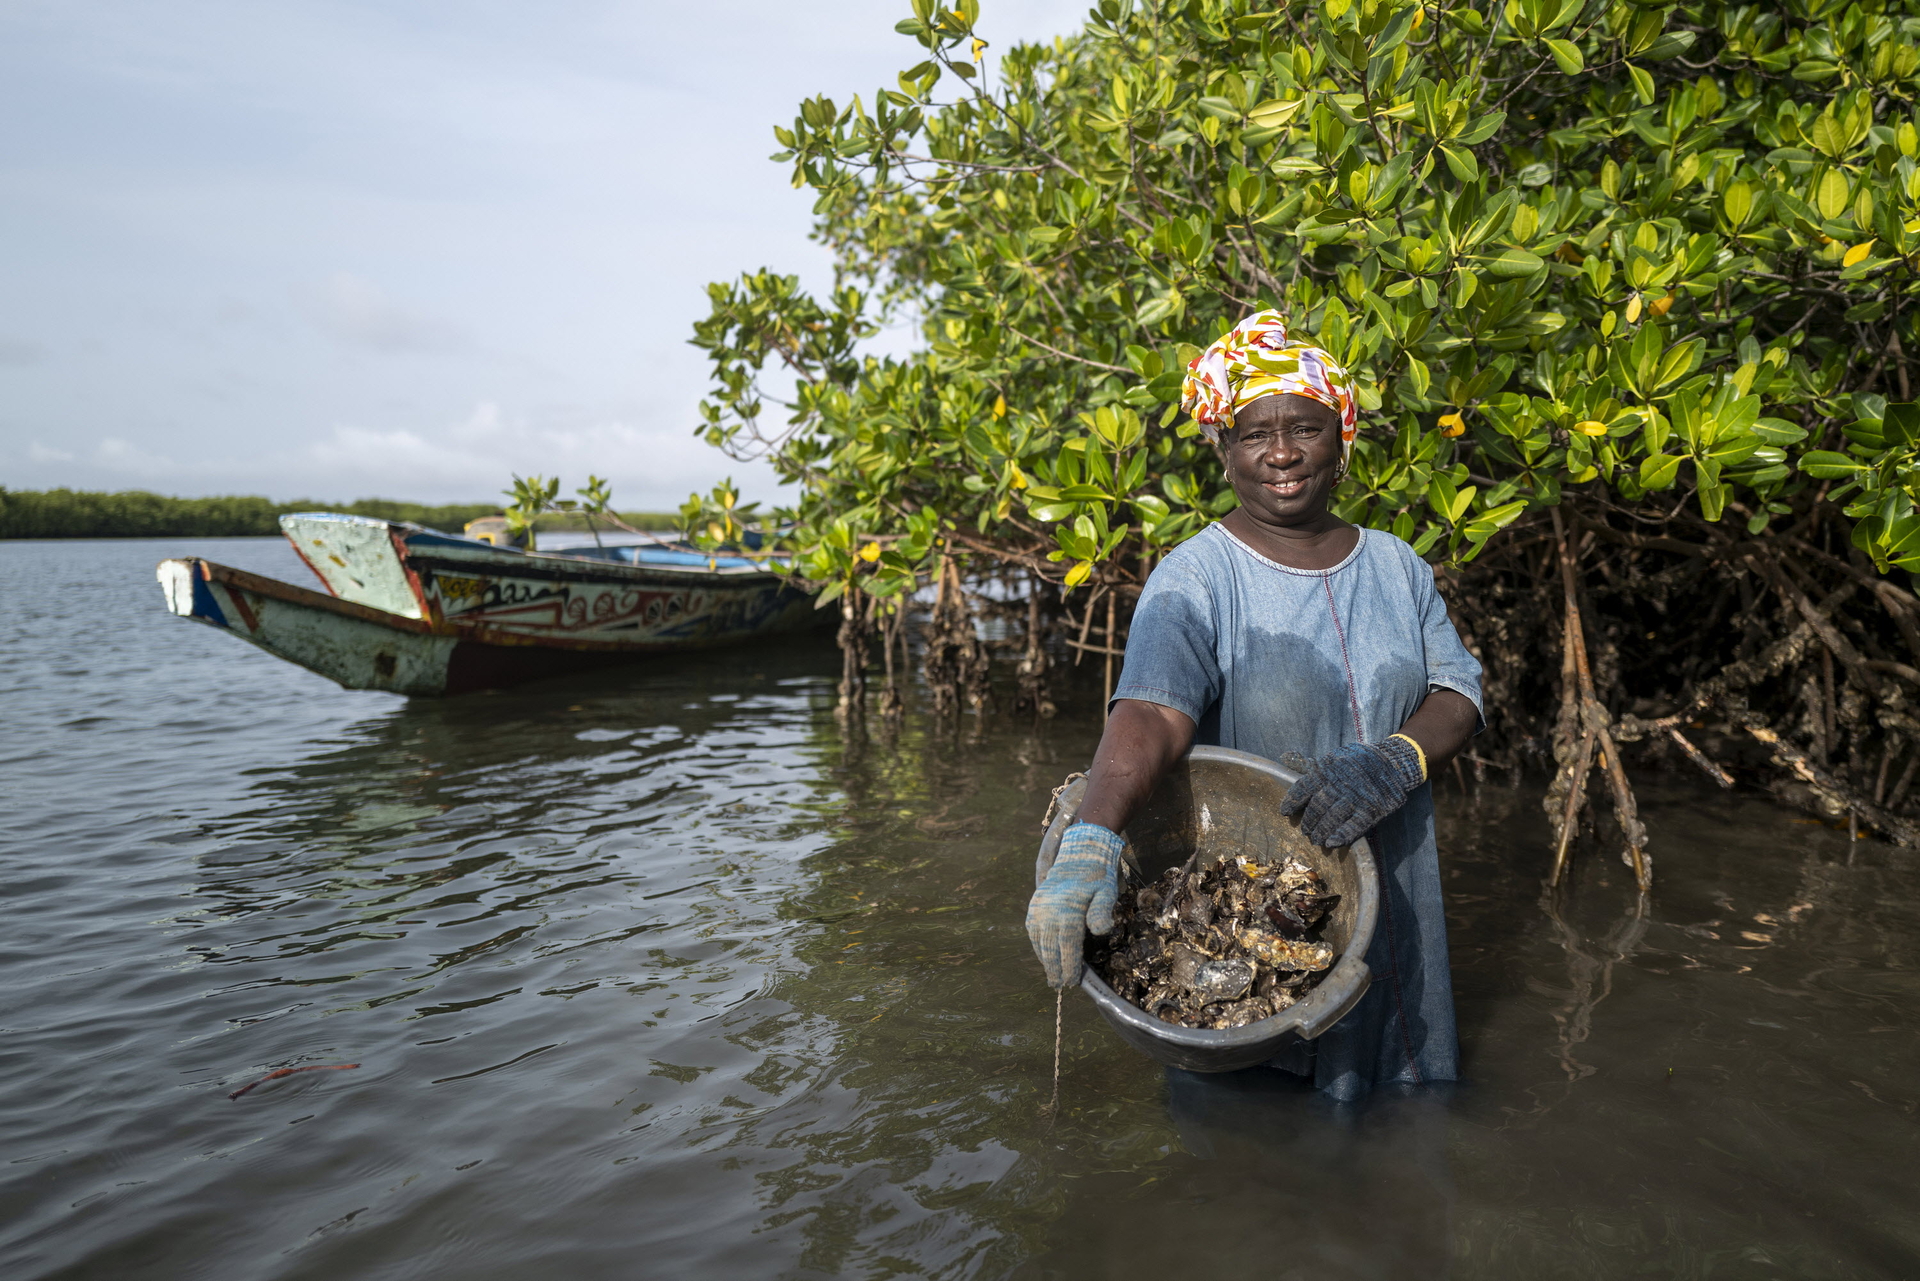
[1668,728,1735,789]
[830,495,1920,851]
[924,555,990,716]
[1547,509,1650,889]
[836,588,871,720]
[1739,716,1920,846]
[879,602,904,720]
[228,1063,360,1100]
[1549,728,1597,887]
[1596,725,1652,893]
[1016,573,1056,718]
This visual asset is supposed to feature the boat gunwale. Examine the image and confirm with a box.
[167,558,810,655]
[400,547,791,587]
[279,511,787,583]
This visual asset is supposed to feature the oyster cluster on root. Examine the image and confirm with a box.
[1087,856,1340,1030]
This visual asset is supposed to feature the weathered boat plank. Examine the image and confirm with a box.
[284,513,425,618]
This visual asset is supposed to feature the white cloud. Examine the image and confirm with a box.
[27,441,73,462]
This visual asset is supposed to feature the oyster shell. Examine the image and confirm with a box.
[1179,892,1214,930]
[1167,943,1205,991]
[1234,928,1336,973]
[1215,995,1275,1027]
[1192,958,1254,1004]
[1086,852,1342,1031]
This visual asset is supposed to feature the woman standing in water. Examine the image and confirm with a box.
[1025,311,1483,1100]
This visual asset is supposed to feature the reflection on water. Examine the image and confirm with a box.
[1534,889,1650,1085]
[2,539,1919,1279]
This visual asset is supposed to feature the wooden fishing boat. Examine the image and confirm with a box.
[156,513,824,696]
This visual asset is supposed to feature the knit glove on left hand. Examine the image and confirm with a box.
[1025,822,1127,989]
[1280,738,1425,848]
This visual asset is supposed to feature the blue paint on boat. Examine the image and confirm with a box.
[189,569,230,628]
[560,544,773,572]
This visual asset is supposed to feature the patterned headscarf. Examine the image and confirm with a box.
[1179,310,1359,459]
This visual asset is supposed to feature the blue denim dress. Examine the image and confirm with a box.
[1111,523,1484,1100]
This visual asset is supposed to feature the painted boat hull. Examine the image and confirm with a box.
[158,516,824,696]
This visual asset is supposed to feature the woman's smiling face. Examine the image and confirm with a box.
[1215,392,1345,528]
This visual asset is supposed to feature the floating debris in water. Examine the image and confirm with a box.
[227,1063,361,1100]
[1088,856,1337,1030]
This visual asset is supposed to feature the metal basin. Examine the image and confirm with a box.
[1036,745,1379,1073]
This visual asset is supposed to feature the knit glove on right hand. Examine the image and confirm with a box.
[1280,738,1425,849]
[1025,822,1127,989]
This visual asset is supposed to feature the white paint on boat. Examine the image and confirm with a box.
[157,558,200,618]
[281,512,424,618]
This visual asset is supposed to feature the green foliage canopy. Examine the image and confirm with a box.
[693,0,1920,602]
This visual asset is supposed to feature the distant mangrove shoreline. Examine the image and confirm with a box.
[0,488,678,539]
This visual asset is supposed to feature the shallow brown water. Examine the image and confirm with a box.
[2,538,1917,1278]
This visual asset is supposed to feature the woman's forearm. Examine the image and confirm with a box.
[1394,687,1479,775]
[1075,699,1196,833]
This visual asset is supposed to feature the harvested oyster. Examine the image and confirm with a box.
[1086,853,1341,1031]
[1235,929,1335,973]
[1167,943,1204,992]
[1191,958,1254,1004]
[1214,996,1273,1028]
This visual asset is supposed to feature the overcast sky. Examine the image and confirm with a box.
[0,0,1083,507]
